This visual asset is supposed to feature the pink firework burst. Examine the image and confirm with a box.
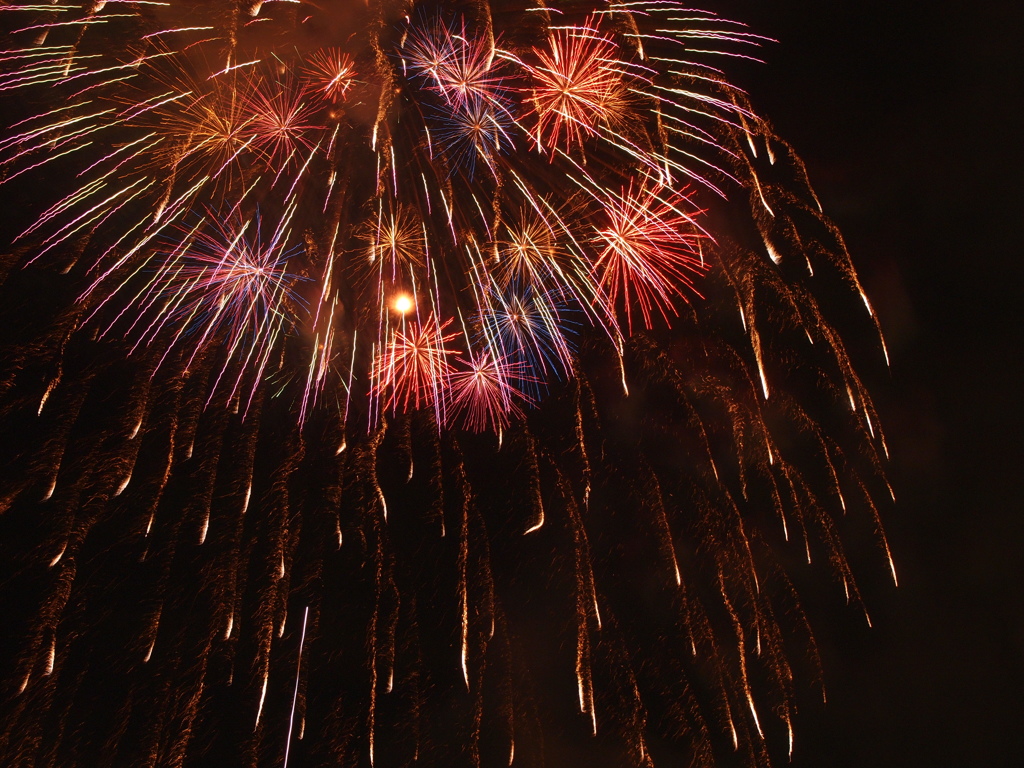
[402,15,506,108]
[105,211,306,409]
[591,181,707,331]
[371,314,461,414]
[448,350,531,434]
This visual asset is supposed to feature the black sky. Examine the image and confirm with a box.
[717,2,1024,766]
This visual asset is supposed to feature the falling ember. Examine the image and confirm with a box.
[254,670,269,730]
[282,606,310,768]
[114,468,132,496]
[143,613,160,664]
[44,637,56,676]
[49,542,66,568]
[37,377,58,415]
[523,509,544,535]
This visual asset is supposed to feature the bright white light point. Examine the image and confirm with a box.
[393,294,413,314]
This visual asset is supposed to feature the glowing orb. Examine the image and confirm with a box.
[393,294,414,314]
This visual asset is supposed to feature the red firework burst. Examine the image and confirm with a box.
[591,181,707,331]
[371,313,461,414]
[303,48,356,103]
[242,74,319,167]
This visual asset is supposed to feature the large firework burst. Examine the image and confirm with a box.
[0,2,894,766]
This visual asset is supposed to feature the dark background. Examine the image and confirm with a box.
[716,1,1024,766]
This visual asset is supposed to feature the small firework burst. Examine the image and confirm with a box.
[157,78,253,182]
[360,203,426,272]
[447,349,530,434]
[241,73,320,168]
[494,208,565,287]
[482,282,578,392]
[303,48,356,104]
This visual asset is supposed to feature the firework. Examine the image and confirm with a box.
[0,2,894,767]
[429,92,514,177]
[371,311,461,415]
[524,17,629,153]
[590,178,707,331]
[304,48,356,104]
[402,11,507,108]
[447,349,530,434]
[481,281,579,392]
[241,72,321,169]
[103,209,307,411]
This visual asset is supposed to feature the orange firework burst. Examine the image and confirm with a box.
[526,21,628,153]
[157,79,253,180]
[495,209,564,287]
[361,204,426,271]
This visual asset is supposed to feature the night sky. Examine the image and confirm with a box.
[721,2,1024,766]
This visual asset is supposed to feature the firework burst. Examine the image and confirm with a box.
[304,47,356,104]
[241,72,321,169]
[448,349,530,434]
[525,18,629,153]
[591,178,707,330]
[371,312,461,415]
[102,209,306,410]
[402,12,506,108]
